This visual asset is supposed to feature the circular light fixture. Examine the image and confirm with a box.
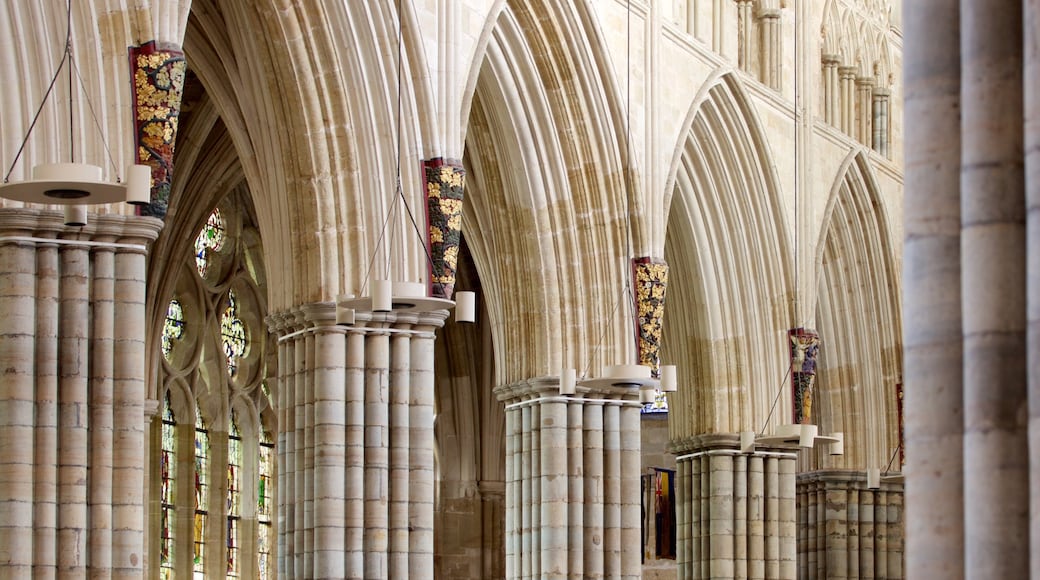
[0,163,150,205]
[340,280,454,314]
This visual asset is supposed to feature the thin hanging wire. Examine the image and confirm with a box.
[361,0,437,295]
[3,0,120,182]
[584,0,638,378]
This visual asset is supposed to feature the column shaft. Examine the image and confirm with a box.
[902,0,965,577]
[89,248,116,575]
[389,332,411,578]
[312,329,346,577]
[1026,1,1040,577]
[57,244,89,575]
[345,331,365,577]
[34,243,58,575]
[0,243,37,575]
[961,1,1028,577]
[363,332,390,578]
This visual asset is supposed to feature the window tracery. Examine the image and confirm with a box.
[153,196,273,579]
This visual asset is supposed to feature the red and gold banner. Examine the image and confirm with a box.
[423,158,465,299]
[129,41,186,218]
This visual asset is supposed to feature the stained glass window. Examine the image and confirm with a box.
[226,415,242,577]
[194,209,226,277]
[258,429,274,580]
[194,411,209,577]
[642,389,669,414]
[162,299,185,361]
[160,393,176,579]
[221,290,247,375]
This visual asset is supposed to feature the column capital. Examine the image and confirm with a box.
[822,53,841,66]
[0,208,163,247]
[493,375,643,405]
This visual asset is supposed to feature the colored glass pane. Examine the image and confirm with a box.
[221,290,246,375]
[258,429,274,579]
[194,209,226,277]
[641,390,669,414]
[194,411,209,574]
[226,415,241,577]
[162,299,185,361]
[160,393,176,576]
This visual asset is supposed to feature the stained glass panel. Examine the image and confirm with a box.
[162,300,185,361]
[194,411,209,576]
[194,209,226,277]
[258,429,274,579]
[226,415,241,577]
[160,393,176,578]
[642,389,669,414]
[221,290,246,375]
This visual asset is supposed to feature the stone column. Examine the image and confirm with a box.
[839,66,857,136]
[902,0,965,577]
[871,88,891,157]
[796,471,904,579]
[1026,1,1040,576]
[758,7,781,89]
[496,377,643,580]
[736,0,754,72]
[855,76,875,147]
[960,2,1028,578]
[673,434,798,579]
[0,210,160,578]
[822,55,841,126]
[271,305,446,579]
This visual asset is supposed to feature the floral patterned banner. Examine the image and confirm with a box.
[632,257,668,377]
[129,41,186,219]
[789,328,820,424]
[423,158,465,299]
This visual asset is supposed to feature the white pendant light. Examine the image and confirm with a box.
[336,294,355,326]
[372,279,393,312]
[559,368,576,396]
[455,290,476,323]
[830,432,844,456]
[64,204,87,227]
[639,387,655,404]
[740,430,756,453]
[661,364,677,392]
[866,468,881,490]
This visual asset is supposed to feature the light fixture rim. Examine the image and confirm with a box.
[0,162,133,205]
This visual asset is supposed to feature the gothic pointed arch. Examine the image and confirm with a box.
[461,0,637,383]
[811,150,902,471]
[662,71,794,437]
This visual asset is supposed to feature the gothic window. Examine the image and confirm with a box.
[160,393,176,580]
[162,299,185,361]
[194,208,226,277]
[152,194,273,579]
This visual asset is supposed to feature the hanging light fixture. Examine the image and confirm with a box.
[340,0,471,321]
[0,1,150,218]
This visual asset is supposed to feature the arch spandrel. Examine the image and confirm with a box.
[662,72,794,439]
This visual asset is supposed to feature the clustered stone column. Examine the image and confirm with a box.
[496,377,643,580]
[870,88,890,158]
[796,471,904,580]
[269,305,445,579]
[736,0,754,73]
[904,1,1035,578]
[0,209,161,578]
[757,6,781,90]
[673,434,798,579]
[821,54,841,127]
[839,66,857,136]
[855,76,874,148]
